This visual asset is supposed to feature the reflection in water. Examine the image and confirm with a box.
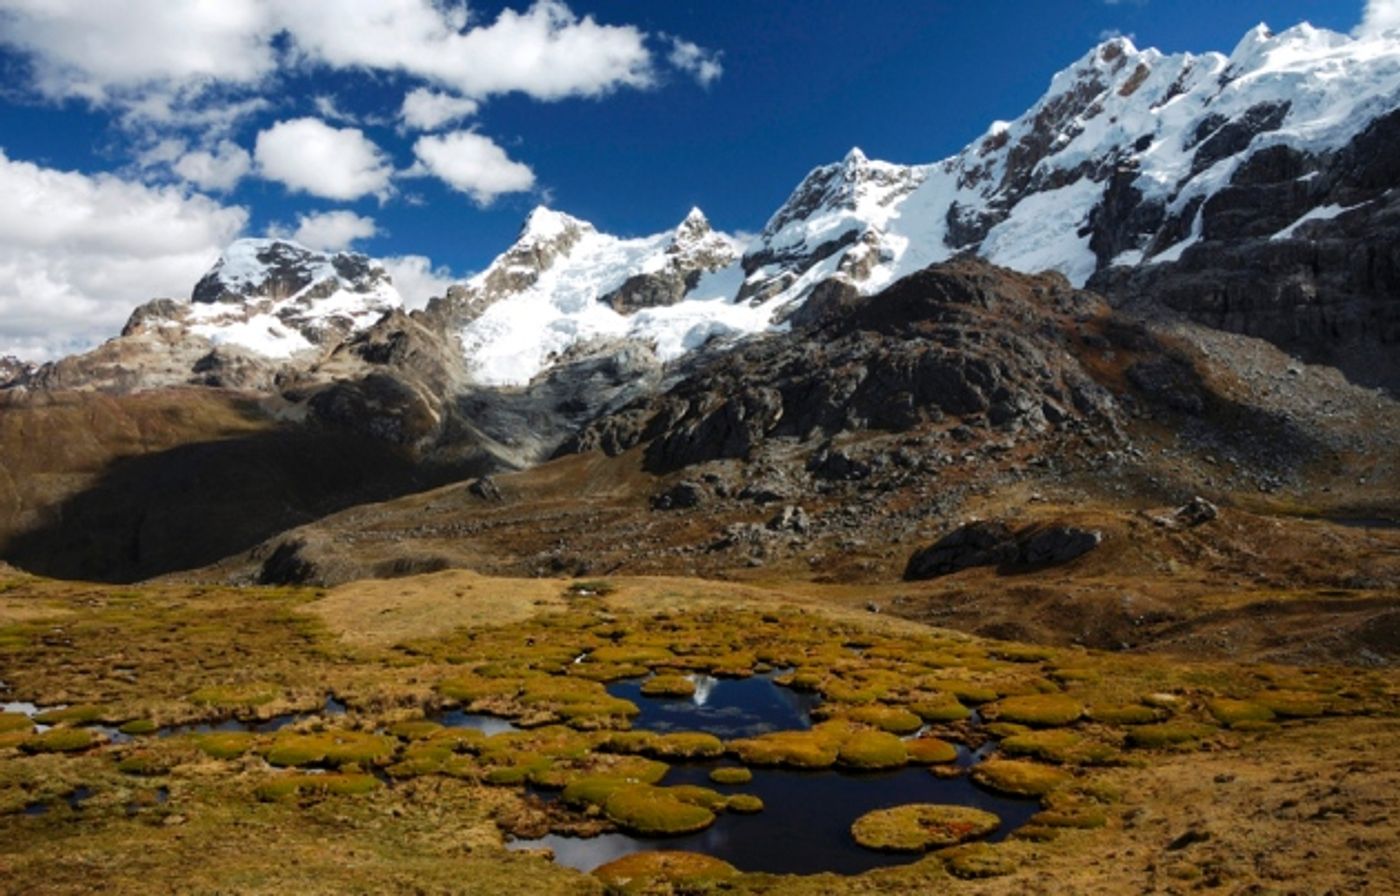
[434,710,520,735]
[509,763,1038,876]
[607,672,820,739]
[689,674,717,707]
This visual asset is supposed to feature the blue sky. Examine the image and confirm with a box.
[0,0,1377,358]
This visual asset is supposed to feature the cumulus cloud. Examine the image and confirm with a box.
[410,130,535,206]
[275,0,655,101]
[0,148,246,360]
[667,37,723,88]
[0,0,667,116]
[172,140,252,192]
[380,254,458,309]
[1357,0,1400,36]
[400,87,479,131]
[271,209,378,251]
[254,117,392,201]
[0,0,276,102]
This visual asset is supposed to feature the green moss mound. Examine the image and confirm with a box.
[194,731,255,760]
[1087,704,1161,726]
[0,712,34,734]
[908,693,972,722]
[1207,699,1276,727]
[928,679,1000,704]
[645,732,724,760]
[851,804,1000,852]
[845,704,924,735]
[729,730,839,769]
[22,727,99,754]
[117,751,171,776]
[1255,690,1327,718]
[837,730,908,770]
[988,694,1083,727]
[971,759,1071,797]
[1126,722,1217,749]
[939,842,1017,878]
[387,720,444,740]
[33,705,104,725]
[905,736,959,765]
[1001,729,1117,765]
[437,675,520,703]
[265,731,398,768]
[603,785,717,836]
[726,794,764,813]
[708,766,752,785]
[118,719,158,736]
[640,674,696,698]
[189,683,278,708]
[562,775,632,808]
[593,851,737,893]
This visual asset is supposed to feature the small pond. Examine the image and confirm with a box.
[606,672,821,738]
[512,758,1038,875]
[511,672,1037,876]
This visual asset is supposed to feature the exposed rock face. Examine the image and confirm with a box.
[0,356,35,388]
[562,258,1120,473]
[1090,109,1400,388]
[601,209,738,313]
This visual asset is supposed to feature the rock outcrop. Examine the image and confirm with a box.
[562,258,1120,473]
[904,520,1103,580]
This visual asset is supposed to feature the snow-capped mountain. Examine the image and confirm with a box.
[178,239,402,358]
[426,21,1400,387]
[745,22,1400,293]
[433,206,748,386]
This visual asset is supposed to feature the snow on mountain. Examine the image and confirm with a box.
[743,23,1400,302]
[455,207,748,386]
[179,239,401,358]
[443,21,1400,387]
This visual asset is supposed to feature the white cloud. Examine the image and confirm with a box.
[400,87,479,131]
[173,140,252,192]
[275,0,655,101]
[667,37,723,88]
[381,254,457,309]
[0,0,276,101]
[254,117,392,201]
[1357,0,1400,35]
[0,1,664,113]
[410,130,535,206]
[0,148,246,360]
[272,209,378,251]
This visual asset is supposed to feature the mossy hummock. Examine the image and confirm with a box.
[971,758,1071,797]
[851,803,1001,852]
[987,694,1084,727]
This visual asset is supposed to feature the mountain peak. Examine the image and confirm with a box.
[675,206,713,240]
[519,206,592,244]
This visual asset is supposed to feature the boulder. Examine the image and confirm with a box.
[904,521,1102,580]
[652,481,708,511]
[1173,496,1219,527]
[1011,526,1102,570]
[903,521,1014,580]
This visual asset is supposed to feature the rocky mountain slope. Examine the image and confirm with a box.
[1,18,1398,588]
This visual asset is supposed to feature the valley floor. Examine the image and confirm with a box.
[1,570,1398,894]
